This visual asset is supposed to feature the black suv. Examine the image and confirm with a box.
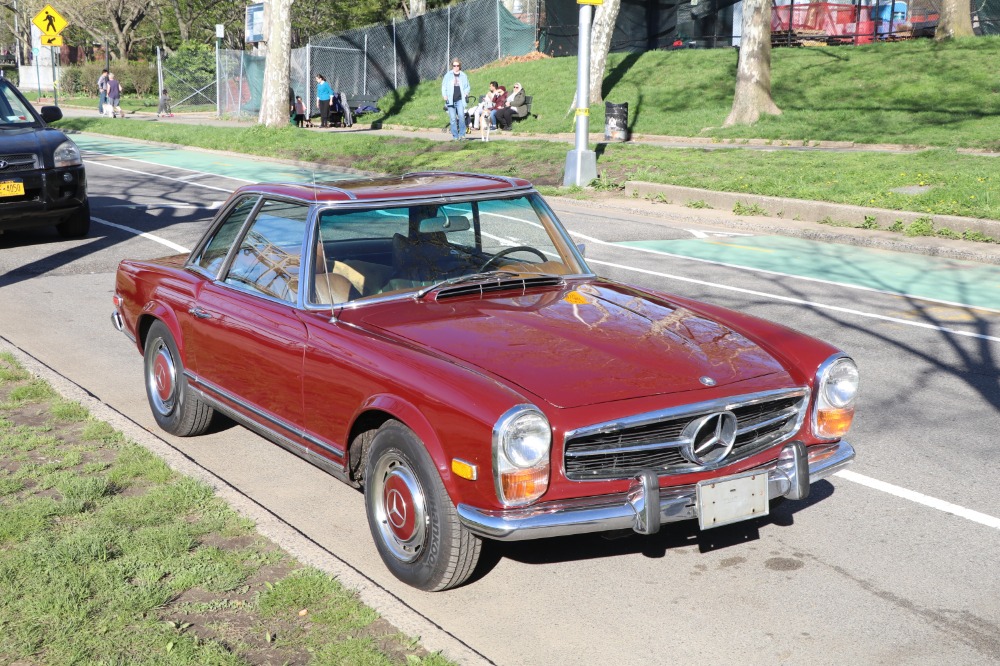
[0,77,88,238]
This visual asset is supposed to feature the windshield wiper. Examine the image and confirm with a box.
[415,271,519,300]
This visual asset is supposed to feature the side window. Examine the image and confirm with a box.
[223,200,311,303]
[193,196,259,275]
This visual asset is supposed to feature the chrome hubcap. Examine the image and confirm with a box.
[372,453,426,562]
[147,339,177,416]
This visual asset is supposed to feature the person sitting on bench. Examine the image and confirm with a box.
[495,82,527,131]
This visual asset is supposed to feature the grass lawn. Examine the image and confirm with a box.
[0,351,451,665]
[57,116,1000,222]
[374,37,1000,150]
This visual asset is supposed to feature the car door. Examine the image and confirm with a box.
[187,198,311,435]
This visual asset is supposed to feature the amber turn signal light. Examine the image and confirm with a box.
[816,407,854,439]
[451,458,478,481]
[500,465,549,503]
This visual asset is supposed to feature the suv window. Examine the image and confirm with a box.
[223,199,310,302]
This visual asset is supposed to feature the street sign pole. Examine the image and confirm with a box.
[51,46,57,106]
[34,48,41,101]
[563,0,598,187]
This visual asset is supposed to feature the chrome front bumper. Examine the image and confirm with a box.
[457,440,854,541]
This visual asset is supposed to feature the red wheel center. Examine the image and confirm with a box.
[383,474,416,541]
[153,354,173,401]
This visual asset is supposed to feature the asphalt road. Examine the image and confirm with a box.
[2,137,1000,665]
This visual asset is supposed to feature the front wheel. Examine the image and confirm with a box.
[56,201,91,239]
[143,320,214,436]
[364,420,481,591]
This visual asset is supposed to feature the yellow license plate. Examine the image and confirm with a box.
[0,181,24,197]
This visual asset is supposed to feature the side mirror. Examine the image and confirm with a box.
[40,106,63,123]
[576,243,586,258]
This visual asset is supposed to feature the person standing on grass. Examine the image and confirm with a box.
[315,75,333,128]
[157,88,173,117]
[97,69,108,115]
[105,72,122,119]
[441,58,470,141]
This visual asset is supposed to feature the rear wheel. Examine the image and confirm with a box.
[364,420,481,591]
[143,320,214,436]
[56,201,91,239]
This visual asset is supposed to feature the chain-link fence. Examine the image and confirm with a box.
[302,0,537,114]
[156,47,218,112]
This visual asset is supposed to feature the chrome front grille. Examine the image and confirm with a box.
[0,154,39,172]
[563,389,808,480]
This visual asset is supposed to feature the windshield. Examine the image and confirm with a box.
[0,82,36,127]
[309,192,589,305]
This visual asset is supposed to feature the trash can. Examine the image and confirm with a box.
[604,101,629,142]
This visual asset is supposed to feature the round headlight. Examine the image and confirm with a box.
[501,411,550,468]
[53,139,82,168]
[821,358,860,408]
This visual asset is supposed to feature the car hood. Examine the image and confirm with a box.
[0,126,64,158]
[358,281,788,408]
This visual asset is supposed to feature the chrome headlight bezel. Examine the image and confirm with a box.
[53,139,82,168]
[492,404,551,507]
[812,353,859,439]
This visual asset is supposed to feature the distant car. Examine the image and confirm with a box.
[112,173,858,591]
[0,77,88,239]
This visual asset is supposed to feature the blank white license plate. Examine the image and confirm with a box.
[696,470,769,530]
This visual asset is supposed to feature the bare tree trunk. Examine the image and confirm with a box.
[935,0,974,40]
[724,0,781,126]
[259,0,294,127]
[588,0,621,104]
[408,0,427,18]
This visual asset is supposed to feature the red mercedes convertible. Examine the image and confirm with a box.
[112,172,858,591]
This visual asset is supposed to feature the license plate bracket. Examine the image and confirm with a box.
[696,470,769,530]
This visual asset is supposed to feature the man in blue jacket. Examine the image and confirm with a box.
[441,59,470,141]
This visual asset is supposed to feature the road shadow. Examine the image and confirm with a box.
[466,481,835,585]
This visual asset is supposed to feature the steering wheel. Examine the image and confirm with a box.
[480,245,548,271]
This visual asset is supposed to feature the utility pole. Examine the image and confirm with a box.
[563,0,599,187]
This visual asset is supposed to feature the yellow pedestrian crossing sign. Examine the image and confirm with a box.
[32,5,67,36]
[41,35,64,47]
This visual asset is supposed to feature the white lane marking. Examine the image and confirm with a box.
[85,160,235,193]
[102,203,220,210]
[83,151,256,185]
[836,470,1000,530]
[570,230,1000,316]
[684,228,751,239]
[93,217,190,254]
[585,256,1000,344]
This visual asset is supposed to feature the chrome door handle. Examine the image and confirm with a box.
[188,306,213,319]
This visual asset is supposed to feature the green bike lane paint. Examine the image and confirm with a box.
[618,236,1000,312]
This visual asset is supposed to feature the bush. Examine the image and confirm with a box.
[58,66,84,96]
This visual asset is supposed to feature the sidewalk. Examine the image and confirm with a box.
[61,106,1000,266]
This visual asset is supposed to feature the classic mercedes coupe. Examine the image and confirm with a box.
[112,172,858,591]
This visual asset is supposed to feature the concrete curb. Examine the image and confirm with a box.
[623,181,1000,265]
[0,337,493,666]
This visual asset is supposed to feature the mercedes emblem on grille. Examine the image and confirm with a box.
[681,411,737,466]
[0,161,8,170]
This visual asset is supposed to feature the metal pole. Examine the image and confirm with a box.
[393,19,397,90]
[563,3,597,187]
[34,48,40,101]
[156,46,163,108]
[787,0,795,45]
[50,46,57,105]
[237,52,245,116]
[105,35,109,71]
[446,6,451,68]
[305,44,311,118]
[215,37,221,117]
[363,34,368,95]
[872,0,879,39]
[497,0,502,60]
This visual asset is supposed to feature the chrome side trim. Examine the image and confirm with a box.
[185,371,345,462]
[457,440,854,541]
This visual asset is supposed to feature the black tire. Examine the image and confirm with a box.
[364,420,481,591]
[56,201,91,239]
[143,320,214,436]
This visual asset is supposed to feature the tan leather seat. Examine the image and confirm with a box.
[314,271,358,305]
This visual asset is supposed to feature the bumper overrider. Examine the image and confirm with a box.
[457,439,854,541]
